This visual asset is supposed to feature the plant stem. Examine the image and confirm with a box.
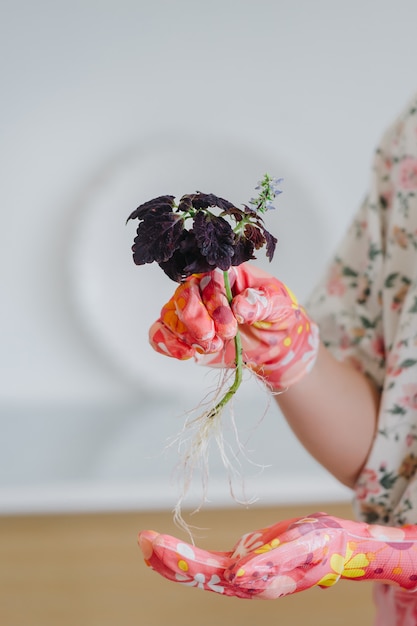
[206,271,243,419]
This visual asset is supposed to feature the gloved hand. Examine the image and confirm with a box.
[138,512,417,599]
[149,263,319,391]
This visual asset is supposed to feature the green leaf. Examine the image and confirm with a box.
[342,266,358,278]
[380,471,398,490]
[369,243,382,260]
[359,316,377,329]
[385,272,399,288]
[399,358,417,368]
[388,404,406,415]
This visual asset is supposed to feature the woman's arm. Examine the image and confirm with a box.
[276,342,380,488]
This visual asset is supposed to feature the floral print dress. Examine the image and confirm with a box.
[307,91,417,623]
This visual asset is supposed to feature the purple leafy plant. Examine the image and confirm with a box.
[127,174,282,523]
[127,174,282,419]
[126,175,281,282]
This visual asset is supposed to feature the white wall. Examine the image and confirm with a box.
[1,0,416,513]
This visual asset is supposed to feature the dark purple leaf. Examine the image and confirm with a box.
[126,195,176,222]
[192,211,235,270]
[241,203,257,216]
[180,192,236,213]
[220,205,245,223]
[177,194,194,213]
[132,213,184,265]
[158,231,214,281]
[263,228,277,261]
[243,223,266,250]
[231,235,255,266]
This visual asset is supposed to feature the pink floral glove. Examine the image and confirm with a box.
[138,512,417,600]
[149,263,319,390]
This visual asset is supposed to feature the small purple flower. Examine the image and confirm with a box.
[249,174,283,212]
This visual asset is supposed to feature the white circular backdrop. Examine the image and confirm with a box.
[67,130,329,394]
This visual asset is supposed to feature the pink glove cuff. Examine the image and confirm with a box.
[248,313,320,392]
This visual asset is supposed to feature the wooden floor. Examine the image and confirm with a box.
[1,501,375,626]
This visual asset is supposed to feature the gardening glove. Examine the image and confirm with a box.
[149,263,319,391]
[138,512,417,600]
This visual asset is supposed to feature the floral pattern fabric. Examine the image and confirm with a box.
[307,92,417,623]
